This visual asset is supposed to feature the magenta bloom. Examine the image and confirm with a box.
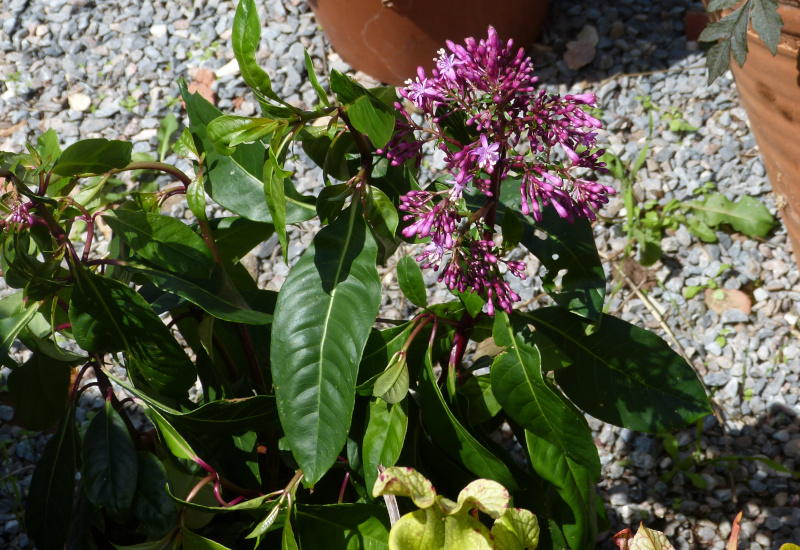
[381,27,613,315]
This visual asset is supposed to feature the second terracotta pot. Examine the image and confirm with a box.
[706,0,800,255]
[308,0,550,86]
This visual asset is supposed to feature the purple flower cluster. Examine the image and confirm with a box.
[379,28,615,315]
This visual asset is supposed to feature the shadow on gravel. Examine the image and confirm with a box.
[532,0,704,85]
[594,402,800,550]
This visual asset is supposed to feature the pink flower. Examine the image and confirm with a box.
[472,134,500,172]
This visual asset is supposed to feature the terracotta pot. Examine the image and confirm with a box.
[706,0,800,255]
[307,0,550,86]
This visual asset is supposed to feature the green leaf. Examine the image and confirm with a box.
[174,127,201,160]
[264,146,290,259]
[123,263,272,325]
[157,113,179,162]
[500,208,524,249]
[181,528,233,550]
[304,50,330,107]
[111,533,175,550]
[207,116,282,154]
[82,400,138,521]
[0,296,39,361]
[103,210,216,277]
[363,398,408,491]
[491,312,601,478]
[271,203,382,485]
[526,433,597,550]
[417,345,518,489]
[373,356,409,404]
[730,5,752,67]
[283,510,300,550]
[707,0,740,10]
[208,216,275,265]
[390,508,445,550]
[132,453,179,537]
[365,186,399,262]
[8,354,71,431]
[459,374,502,425]
[704,40,733,85]
[443,511,495,550]
[231,0,282,106]
[493,508,541,550]
[397,255,427,307]
[316,183,350,224]
[330,70,395,148]
[688,193,775,238]
[373,466,437,508]
[52,138,132,176]
[295,504,390,550]
[36,129,62,168]
[68,264,195,399]
[25,406,76,550]
[107,371,280,435]
[525,307,711,432]
[629,524,676,550]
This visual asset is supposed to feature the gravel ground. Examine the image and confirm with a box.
[1,0,799,549]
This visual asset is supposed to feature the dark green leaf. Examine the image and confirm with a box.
[458,374,502,425]
[363,398,408,491]
[688,193,775,238]
[283,510,299,550]
[207,116,282,154]
[186,175,208,222]
[304,50,330,107]
[232,0,282,105]
[500,207,524,249]
[157,113,179,162]
[491,312,600,478]
[8,355,71,431]
[396,255,427,308]
[0,296,39,361]
[525,307,712,432]
[330,70,394,148]
[526,433,597,550]
[295,504,390,550]
[26,407,76,550]
[316,183,350,224]
[271,204,382,485]
[417,345,518,489]
[182,528,233,550]
[752,0,783,55]
[705,40,733,85]
[82,400,138,521]
[174,127,201,160]
[68,264,195,399]
[108,372,280,435]
[103,210,215,277]
[132,452,178,536]
[123,263,272,325]
[731,5,752,67]
[707,0,741,10]
[207,216,275,265]
[52,139,132,177]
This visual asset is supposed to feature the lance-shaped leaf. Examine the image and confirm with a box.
[82,400,138,522]
[490,311,600,478]
[182,528,234,550]
[417,346,518,489]
[264,146,290,258]
[363,398,408,492]
[232,0,283,106]
[271,203,382,485]
[526,433,597,550]
[208,116,282,154]
[52,138,132,176]
[330,70,394,149]
[525,307,711,432]
[8,354,71,431]
[122,262,272,325]
[157,113,179,162]
[687,193,775,238]
[180,80,315,223]
[68,263,196,399]
[396,255,427,307]
[103,210,216,278]
[25,406,76,550]
[0,296,39,361]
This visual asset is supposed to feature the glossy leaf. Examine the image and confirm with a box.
[103,210,215,277]
[231,0,282,105]
[330,70,394,148]
[82,400,138,522]
[207,116,281,154]
[492,508,541,550]
[363,398,408,492]
[372,466,437,508]
[396,255,427,307]
[174,127,201,160]
[390,508,445,550]
[0,296,39,361]
[132,452,178,536]
[25,406,76,550]
[526,433,597,550]
[69,264,195,398]
[187,174,208,222]
[264,146,290,258]
[181,528,234,550]
[491,312,600,478]
[52,138,132,176]
[417,345,517,489]
[123,263,272,325]
[525,307,711,432]
[372,354,409,404]
[295,504,390,550]
[304,49,330,107]
[8,355,71,431]
[282,510,299,550]
[271,204,382,484]
[316,183,350,224]
[181,79,313,223]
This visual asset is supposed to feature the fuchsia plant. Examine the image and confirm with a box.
[380,28,615,314]
[1,3,710,548]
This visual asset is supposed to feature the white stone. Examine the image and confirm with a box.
[132,129,158,141]
[216,58,240,78]
[150,24,167,38]
[67,92,91,112]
